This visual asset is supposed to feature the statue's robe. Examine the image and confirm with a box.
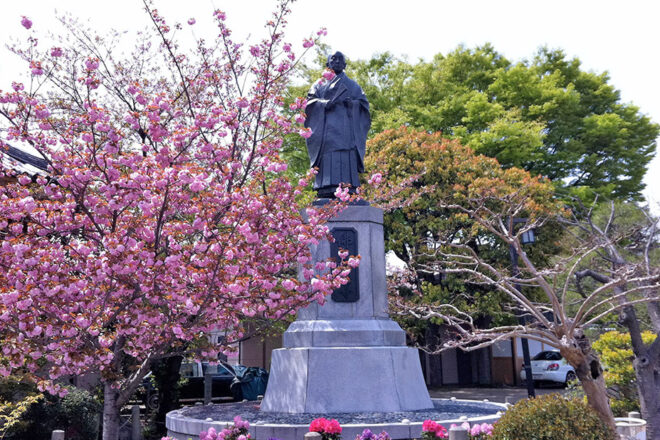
[304,72,371,198]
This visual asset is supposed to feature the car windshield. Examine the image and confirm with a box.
[532,351,562,361]
[202,362,234,375]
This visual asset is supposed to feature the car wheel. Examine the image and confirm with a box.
[565,371,577,385]
[146,393,160,411]
[533,380,540,388]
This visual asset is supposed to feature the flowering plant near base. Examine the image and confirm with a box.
[199,416,250,440]
[309,417,342,440]
[450,422,494,439]
[355,428,390,440]
[421,420,448,439]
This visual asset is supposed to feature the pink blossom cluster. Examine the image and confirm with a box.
[21,16,32,29]
[334,185,351,202]
[200,416,250,440]
[448,422,494,439]
[367,173,382,185]
[469,423,493,438]
[0,1,351,406]
[322,70,336,82]
[421,420,448,439]
[310,417,342,440]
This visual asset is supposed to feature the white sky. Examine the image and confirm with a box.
[1,0,659,209]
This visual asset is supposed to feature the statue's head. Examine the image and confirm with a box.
[326,51,346,74]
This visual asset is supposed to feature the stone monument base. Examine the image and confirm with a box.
[261,205,432,414]
[260,346,432,413]
[283,319,406,348]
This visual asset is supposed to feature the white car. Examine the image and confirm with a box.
[520,350,576,385]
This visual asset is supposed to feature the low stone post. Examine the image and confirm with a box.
[131,404,141,440]
[51,430,65,440]
[304,432,322,440]
[628,411,641,419]
[204,373,213,405]
[449,425,469,440]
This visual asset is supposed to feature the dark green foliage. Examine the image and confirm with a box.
[492,394,617,440]
[1,381,101,440]
[57,388,102,440]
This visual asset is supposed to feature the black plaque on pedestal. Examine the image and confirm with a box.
[330,227,359,303]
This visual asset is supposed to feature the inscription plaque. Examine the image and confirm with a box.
[330,227,359,302]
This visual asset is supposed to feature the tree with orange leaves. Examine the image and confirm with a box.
[365,127,660,431]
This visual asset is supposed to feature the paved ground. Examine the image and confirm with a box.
[428,385,568,404]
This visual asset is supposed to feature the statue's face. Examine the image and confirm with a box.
[327,52,346,74]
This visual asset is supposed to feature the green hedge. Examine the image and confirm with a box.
[492,394,617,440]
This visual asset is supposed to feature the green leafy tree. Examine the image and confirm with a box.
[350,45,659,201]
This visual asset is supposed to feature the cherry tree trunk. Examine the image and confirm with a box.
[102,384,122,440]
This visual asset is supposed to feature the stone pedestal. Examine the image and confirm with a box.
[261,206,433,413]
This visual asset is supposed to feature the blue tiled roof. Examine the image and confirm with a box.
[1,145,49,176]
[4,145,49,171]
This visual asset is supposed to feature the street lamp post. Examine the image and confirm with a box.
[510,217,536,398]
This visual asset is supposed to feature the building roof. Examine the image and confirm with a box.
[1,145,49,176]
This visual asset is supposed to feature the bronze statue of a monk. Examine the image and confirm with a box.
[304,52,371,199]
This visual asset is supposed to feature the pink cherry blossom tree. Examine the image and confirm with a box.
[0,2,349,439]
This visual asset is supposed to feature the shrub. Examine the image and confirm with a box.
[592,330,657,416]
[492,394,617,440]
[56,388,102,440]
[0,379,101,440]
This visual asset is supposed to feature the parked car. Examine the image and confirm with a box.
[520,350,576,386]
[139,361,267,410]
